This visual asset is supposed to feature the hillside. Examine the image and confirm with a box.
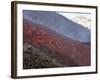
[23,11,90,43]
[23,18,90,69]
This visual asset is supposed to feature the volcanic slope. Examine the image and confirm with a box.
[23,18,90,69]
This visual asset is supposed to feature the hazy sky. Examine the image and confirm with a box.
[58,12,91,30]
[58,12,91,20]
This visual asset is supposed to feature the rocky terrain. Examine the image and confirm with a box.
[23,18,90,69]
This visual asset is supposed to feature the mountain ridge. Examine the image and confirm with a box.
[23,11,90,42]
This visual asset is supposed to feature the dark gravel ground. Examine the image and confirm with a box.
[23,43,65,69]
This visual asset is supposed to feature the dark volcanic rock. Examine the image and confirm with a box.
[23,43,65,69]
